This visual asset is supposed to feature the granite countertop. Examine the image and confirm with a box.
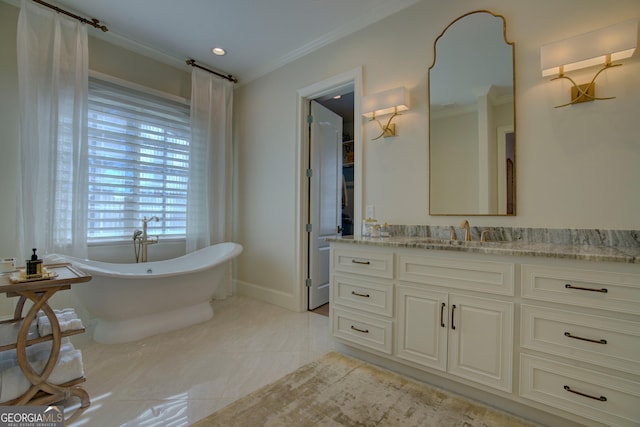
[327,235,640,264]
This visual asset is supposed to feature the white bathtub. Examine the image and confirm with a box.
[55,242,243,344]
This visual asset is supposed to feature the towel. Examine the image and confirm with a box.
[37,308,84,337]
[0,338,73,372]
[0,343,84,402]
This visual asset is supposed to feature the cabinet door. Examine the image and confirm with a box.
[396,285,448,371]
[448,293,514,392]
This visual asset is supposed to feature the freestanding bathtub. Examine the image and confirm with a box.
[55,242,243,344]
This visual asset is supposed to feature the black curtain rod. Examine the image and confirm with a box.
[32,0,108,32]
[186,59,237,84]
[30,1,237,84]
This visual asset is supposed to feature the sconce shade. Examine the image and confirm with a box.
[541,19,638,77]
[362,87,410,118]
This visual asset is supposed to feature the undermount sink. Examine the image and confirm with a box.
[406,237,458,245]
[406,237,504,246]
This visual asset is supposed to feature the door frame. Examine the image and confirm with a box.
[295,67,363,311]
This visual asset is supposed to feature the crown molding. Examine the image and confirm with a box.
[240,0,420,84]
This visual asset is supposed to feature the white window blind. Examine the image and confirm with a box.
[87,77,191,243]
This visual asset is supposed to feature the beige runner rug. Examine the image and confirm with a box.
[192,351,539,427]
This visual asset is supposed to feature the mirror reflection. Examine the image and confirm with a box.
[429,10,515,215]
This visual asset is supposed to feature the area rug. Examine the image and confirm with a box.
[192,352,539,427]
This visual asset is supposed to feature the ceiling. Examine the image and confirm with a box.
[42,0,420,83]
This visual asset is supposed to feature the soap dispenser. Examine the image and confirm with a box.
[26,248,42,277]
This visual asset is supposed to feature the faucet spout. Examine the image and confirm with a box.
[460,219,471,241]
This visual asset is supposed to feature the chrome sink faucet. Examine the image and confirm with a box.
[460,219,471,241]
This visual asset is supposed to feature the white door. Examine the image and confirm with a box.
[309,101,342,310]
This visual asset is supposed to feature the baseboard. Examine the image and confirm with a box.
[235,280,303,312]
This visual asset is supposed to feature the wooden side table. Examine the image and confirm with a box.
[0,263,91,416]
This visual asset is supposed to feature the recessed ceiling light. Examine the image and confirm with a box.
[212,47,226,56]
[333,95,342,100]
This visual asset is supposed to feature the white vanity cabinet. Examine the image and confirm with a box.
[331,246,394,354]
[329,240,640,427]
[395,252,514,392]
[396,285,514,391]
[330,244,515,393]
[519,262,640,427]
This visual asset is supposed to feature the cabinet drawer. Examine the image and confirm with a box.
[398,253,514,296]
[521,305,640,375]
[521,264,640,314]
[332,275,393,317]
[332,308,392,354]
[333,247,393,279]
[520,354,640,427]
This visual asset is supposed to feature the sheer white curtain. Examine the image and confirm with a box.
[16,0,89,260]
[187,68,234,298]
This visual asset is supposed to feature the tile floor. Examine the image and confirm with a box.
[65,296,335,426]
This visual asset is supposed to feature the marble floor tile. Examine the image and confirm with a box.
[65,296,336,427]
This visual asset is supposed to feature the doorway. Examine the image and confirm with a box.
[295,68,362,313]
[307,99,344,311]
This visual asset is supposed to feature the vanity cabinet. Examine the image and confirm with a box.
[330,240,640,427]
[396,252,514,392]
[396,285,514,391]
[330,245,515,393]
[331,247,394,354]
[519,263,640,427]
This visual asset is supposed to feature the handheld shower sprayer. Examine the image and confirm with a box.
[134,216,162,263]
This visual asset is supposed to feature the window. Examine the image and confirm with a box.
[87,78,191,243]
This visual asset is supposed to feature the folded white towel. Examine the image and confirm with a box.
[37,309,84,337]
[0,347,84,402]
[27,340,75,362]
[0,338,73,372]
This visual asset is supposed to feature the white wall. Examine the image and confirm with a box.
[234,0,640,310]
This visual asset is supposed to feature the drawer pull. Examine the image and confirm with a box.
[440,302,446,328]
[563,385,607,402]
[451,305,457,330]
[350,325,369,334]
[565,283,608,293]
[351,259,371,265]
[351,291,370,298]
[564,332,607,345]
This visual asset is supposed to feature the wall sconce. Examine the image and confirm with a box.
[362,87,410,139]
[540,19,637,108]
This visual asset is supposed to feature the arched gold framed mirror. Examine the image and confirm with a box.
[428,10,515,216]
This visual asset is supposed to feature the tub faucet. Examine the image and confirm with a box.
[134,216,160,263]
[460,219,471,241]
